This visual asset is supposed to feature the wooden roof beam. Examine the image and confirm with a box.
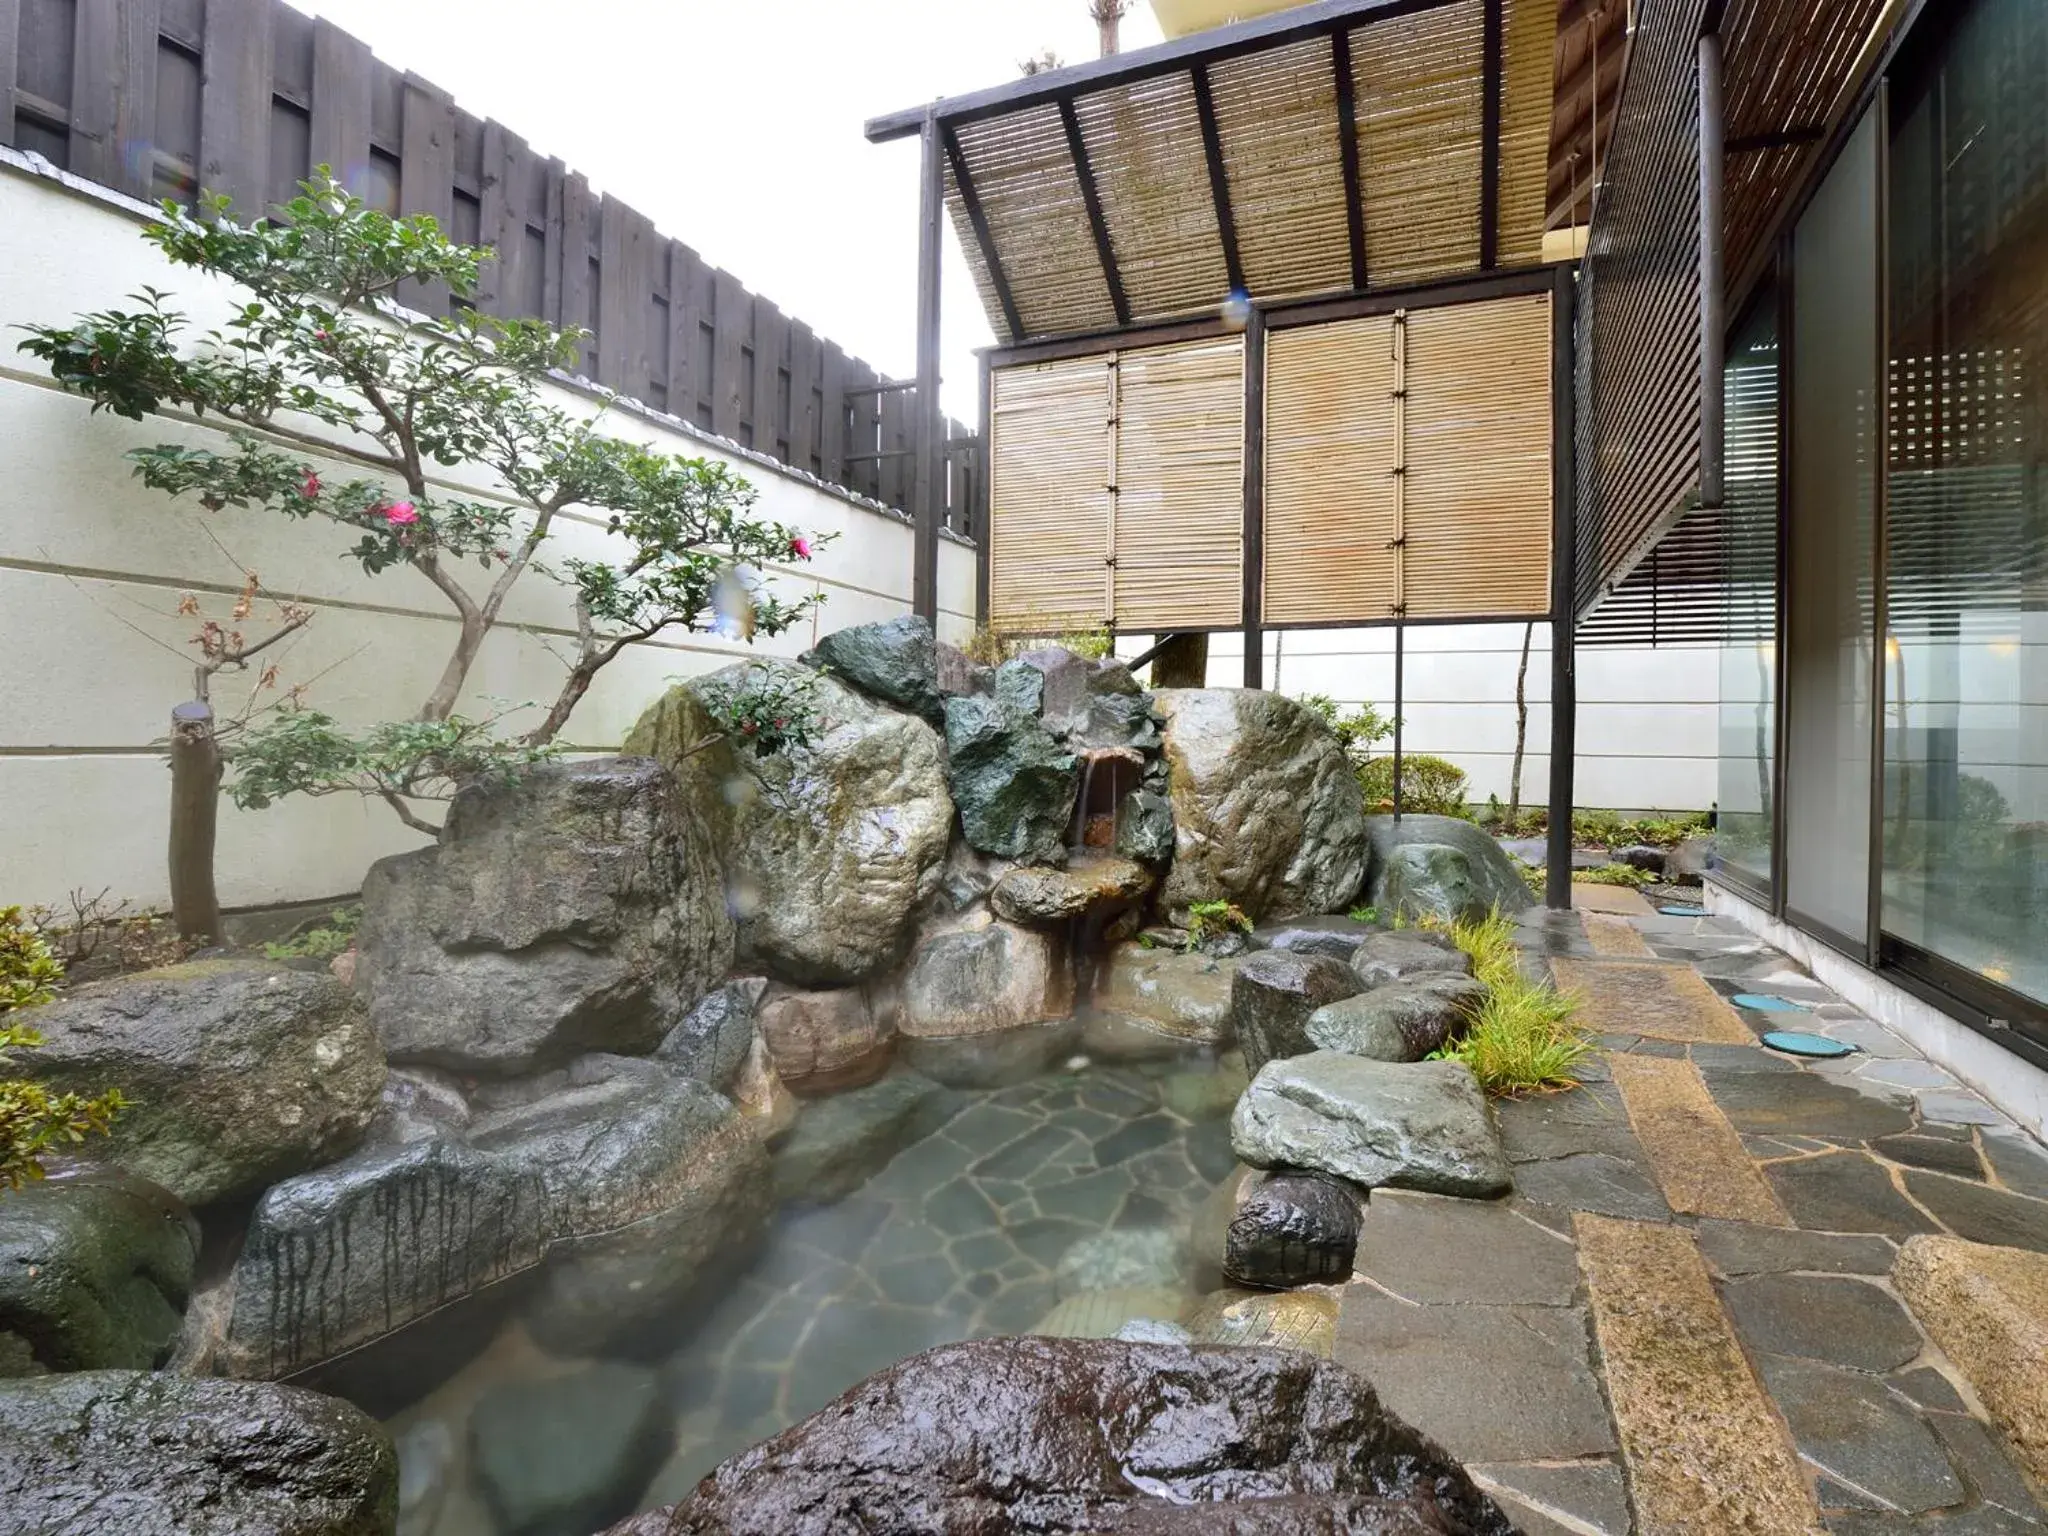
[865,0,1459,142]
[1189,64,1247,297]
[1058,98,1131,327]
[941,125,1025,343]
[1331,29,1368,291]
[1479,0,1502,269]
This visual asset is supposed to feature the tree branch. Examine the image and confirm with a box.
[377,789,444,838]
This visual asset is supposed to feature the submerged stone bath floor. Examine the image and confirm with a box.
[1336,900,2048,1536]
[385,1057,1245,1536]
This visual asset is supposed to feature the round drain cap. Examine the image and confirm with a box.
[1658,903,1707,917]
[1732,993,1810,1013]
[1761,1030,1857,1058]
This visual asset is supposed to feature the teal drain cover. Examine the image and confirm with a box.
[1762,1030,1856,1058]
[1732,993,1810,1013]
[1659,903,1707,917]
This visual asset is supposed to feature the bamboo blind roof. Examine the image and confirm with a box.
[870,0,1560,343]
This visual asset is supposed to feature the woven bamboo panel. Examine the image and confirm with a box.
[1114,337,1245,630]
[944,156,1012,345]
[990,356,1115,631]
[1261,314,1401,625]
[954,104,1117,339]
[1208,37,1354,303]
[1403,292,1552,617]
[1497,0,1559,267]
[1350,3,1483,287]
[1076,75,1232,322]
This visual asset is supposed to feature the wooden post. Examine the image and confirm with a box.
[1546,265,1579,910]
[167,698,223,944]
[1242,306,1266,687]
[913,108,944,622]
[1698,25,1726,508]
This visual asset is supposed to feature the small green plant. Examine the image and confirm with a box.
[1296,694,1395,769]
[1425,908,1590,1095]
[697,666,825,759]
[264,905,361,961]
[0,907,126,1189]
[1360,753,1472,819]
[1577,863,1656,889]
[1347,904,1381,924]
[1184,900,1252,949]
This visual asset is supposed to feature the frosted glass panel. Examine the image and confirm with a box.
[1784,111,1880,944]
[1716,294,1780,894]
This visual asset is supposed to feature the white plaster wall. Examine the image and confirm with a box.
[1123,626,1720,815]
[0,154,975,913]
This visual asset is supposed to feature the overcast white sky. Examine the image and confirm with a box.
[290,0,1167,420]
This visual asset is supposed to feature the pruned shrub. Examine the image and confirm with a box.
[0,907,126,1189]
[1360,753,1471,819]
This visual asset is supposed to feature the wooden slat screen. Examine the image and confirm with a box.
[989,356,1113,633]
[1401,292,1551,616]
[990,336,1244,634]
[952,104,1114,341]
[1497,0,1557,268]
[1113,337,1244,630]
[1263,290,1550,626]
[1350,1,1484,287]
[1,0,979,526]
[1262,314,1400,625]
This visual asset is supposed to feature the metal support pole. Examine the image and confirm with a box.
[1393,620,1406,818]
[1698,27,1726,509]
[1546,264,1580,910]
[912,108,944,622]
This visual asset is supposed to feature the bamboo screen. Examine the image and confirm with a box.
[989,337,1244,633]
[1262,290,1552,627]
[1352,1,1485,286]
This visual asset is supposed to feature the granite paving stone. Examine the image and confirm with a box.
[1694,1220,1896,1276]
[1720,1274,1925,1372]
[1926,1412,2045,1526]
[1758,1352,1965,1515]
[1766,1152,1943,1236]
[1856,1058,1963,1091]
[1919,1091,2010,1127]
[1984,1133,2048,1201]
[1710,1070,1918,1141]
[1511,1151,1673,1221]
[1351,1190,1581,1306]
[1900,1171,2048,1253]
[1467,1462,1632,1536]
[1889,1367,1970,1415]
[1871,1134,1986,1180]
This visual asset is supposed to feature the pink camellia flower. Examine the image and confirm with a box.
[383,501,419,527]
[300,470,321,499]
[790,535,814,560]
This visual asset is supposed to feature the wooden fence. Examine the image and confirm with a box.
[0,0,980,532]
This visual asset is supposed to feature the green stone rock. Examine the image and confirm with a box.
[1363,814,1535,924]
[804,615,942,720]
[943,695,1078,864]
[0,1169,199,1377]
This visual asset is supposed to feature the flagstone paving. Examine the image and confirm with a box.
[1336,905,2048,1536]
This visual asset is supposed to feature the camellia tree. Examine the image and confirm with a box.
[21,170,829,938]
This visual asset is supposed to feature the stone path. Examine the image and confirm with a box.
[1335,902,2048,1536]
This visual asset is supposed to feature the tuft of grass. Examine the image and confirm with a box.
[1576,863,1655,889]
[1424,908,1591,1096]
[1347,904,1381,924]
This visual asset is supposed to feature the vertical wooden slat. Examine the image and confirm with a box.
[710,268,746,441]
[664,239,704,424]
[788,321,820,474]
[557,170,595,372]
[476,120,530,315]
[70,0,158,197]
[598,199,657,398]
[851,363,882,501]
[539,158,565,326]
[310,17,371,198]
[751,297,787,458]
[0,0,20,145]
[397,70,453,313]
[198,0,274,213]
[879,384,911,512]
[818,342,848,487]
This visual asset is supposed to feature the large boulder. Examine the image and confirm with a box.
[991,857,1152,925]
[0,1168,198,1377]
[601,1337,1511,1535]
[628,667,951,986]
[1223,1169,1365,1290]
[1349,929,1474,988]
[0,1369,397,1535]
[901,921,1073,1037]
[1362,815,1534,925]
[212,1058,769,1378]
[803,615,942,720]
[358,758,731,1077]
[756,985,893,1095]
[944,694,1079,865]
[1233,1053,1512,1198]
[1303,975,1488,1063]
[654,976,766,1092]
[1089,944,1242,1052]
[1230,950,1364,1074]
[22,960,383,1206]
[1153,690,1368,923]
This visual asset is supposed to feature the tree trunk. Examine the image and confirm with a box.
[168,699,224,945]
[1150,634,1209,689]
[1094,1,1122,56]
[1508,620,1533,827]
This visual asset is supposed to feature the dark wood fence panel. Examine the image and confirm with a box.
[2,0,980,530]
